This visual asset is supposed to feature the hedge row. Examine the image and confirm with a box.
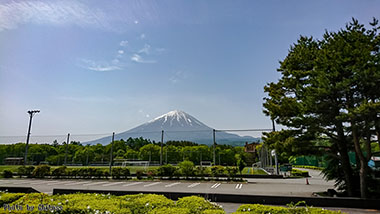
[4,162,242,180]
[292,165,324,171]
[234,204,343,214]
[290,169,310,177]
[0,193,224,214]
[0,193,343,214]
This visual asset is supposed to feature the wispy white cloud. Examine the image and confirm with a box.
[138,44,151,55]
[131,54,156,64]
[170,70,187,84]
[0,1,110,31]
[118,50,124,54]
[79,59,121,71]
[119,40,128,47]
[155,48,166,53]
[140,33,146,39]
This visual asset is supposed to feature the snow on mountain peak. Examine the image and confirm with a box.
[149,110,205,128]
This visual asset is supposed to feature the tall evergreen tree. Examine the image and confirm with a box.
[263,18,380,198]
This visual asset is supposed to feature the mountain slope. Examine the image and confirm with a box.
[86,110,258,145]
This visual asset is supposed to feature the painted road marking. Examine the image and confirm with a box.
[164,182,180,188]
[83,182,108,186]
[143,182,161,187]
[102,182,124,187]
[187,183,200,188]
[211,183,221,189]
[65,181,92,186]
[235,184,243,189]
[29,181,51,185]
[7,180,30,185]
[46,181,73,186]
[123,182,143,187]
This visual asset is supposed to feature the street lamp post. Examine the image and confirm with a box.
[24,110,40,165]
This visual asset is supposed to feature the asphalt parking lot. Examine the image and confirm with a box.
[1,169,378,213]
[0,177,332,196]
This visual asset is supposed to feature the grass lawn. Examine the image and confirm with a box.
[242,167,268,175]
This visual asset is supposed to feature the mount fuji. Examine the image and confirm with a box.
[86,110,259,145]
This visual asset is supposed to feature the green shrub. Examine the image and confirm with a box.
[32,165,50,178]
[51,166,67,178]
[136,169,144,179]
[17,166,35,178]
[112,167,123,179]
[235,204,288,213]
[122,167,131,178]
[291,169,309,177]
[111,167,130,179]
[157,164,177,178]
[3,170,13,178]
[147,169,156,179]
[178,160,195,178]
[0,193,25,206]
[176,196,223,214]
[128,194,175,213]
[103,169,110,178]
[293,165,324,170]
[233,203,343,214]
[150,207,191,214]
[211,165,225,177]
[226,167,238,178]
[78,167,90,178]
[202,209,226,214]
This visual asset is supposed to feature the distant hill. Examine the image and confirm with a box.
[85,110,260,145]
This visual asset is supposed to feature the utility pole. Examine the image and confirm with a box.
[213,129,216,165]
[160,130,164,165]
[24,110,40,165]
[272,119,279,175]
[109,132,115,176]
[64,133,70,166]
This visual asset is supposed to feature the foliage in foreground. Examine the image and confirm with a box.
[0,192,224,214]
[233,203,344,214]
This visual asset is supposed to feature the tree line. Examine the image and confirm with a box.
[0,137,255,166]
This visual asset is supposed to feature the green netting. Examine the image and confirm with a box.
[291,152,356,167]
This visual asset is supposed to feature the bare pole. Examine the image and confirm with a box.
[24,110,40,165]
[213,129,216,165]
[272,119,279,175]
[160,130,164,166]
[109,132,115,176]
[64,133,70,166]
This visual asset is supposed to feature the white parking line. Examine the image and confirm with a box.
[143,182,161,187]
[102,182,124,187]
[187,183,200,188]
[47,181,76,186]
[83,182,108,186]
[29,181,50,185]
[235,184,243,189]
[123,182,143,187]
[65,181,92,186]
[164,182,180,188]
[211,183,221,189]
[8,181,30,185]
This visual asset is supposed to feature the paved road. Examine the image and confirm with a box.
[0,177,333,196]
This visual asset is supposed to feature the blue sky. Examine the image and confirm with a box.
[0,0,379,138]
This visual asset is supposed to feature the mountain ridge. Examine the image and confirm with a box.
[85,110,259,145]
